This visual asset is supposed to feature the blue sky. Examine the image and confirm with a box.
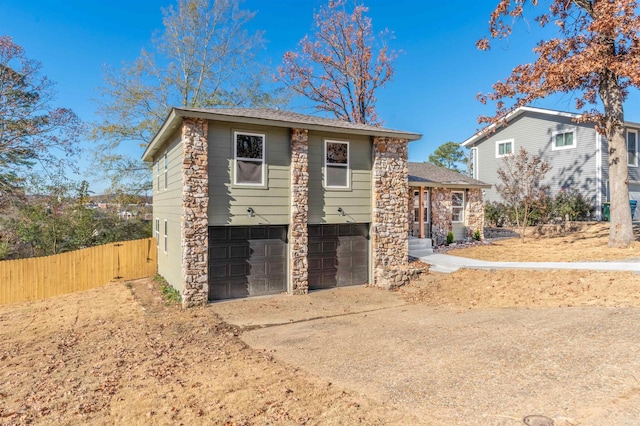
[3,0,640,192]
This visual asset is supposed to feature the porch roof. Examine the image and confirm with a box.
[408,162,491,189]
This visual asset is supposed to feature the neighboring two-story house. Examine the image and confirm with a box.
[142,108,421,306]
[462,106,640,221]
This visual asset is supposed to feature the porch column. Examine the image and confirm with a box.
[418,187,425,238]
[290,128,309,294]
[181,118,209,307]
[372,136,409,285]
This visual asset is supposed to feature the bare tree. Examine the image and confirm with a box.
[478,0,640,247]
[496,148,551,242]
[279,0,397,125]
[93,0,284,193]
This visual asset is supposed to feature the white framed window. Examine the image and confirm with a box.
[628,130,638,167]
[156,161,160,191]
[325,140,350,188]
[163,220,168,253]
[155,218,160,246]
[552,129,576,151]
[495,139,514,158]
[470,147,479,179]
[452,191,465,223]
[234,131,265,185]
[163,153,168,190]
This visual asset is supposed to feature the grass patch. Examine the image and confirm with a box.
[153,274,182,304]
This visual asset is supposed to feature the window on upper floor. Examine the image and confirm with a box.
[452,191,465,223]
[495,139,513,158]
[156,161,160,191]
[163,153,168,190]
[628,130,638,167]
[553,129,576,151]
[325,140,350,188]
[234,131,265,185]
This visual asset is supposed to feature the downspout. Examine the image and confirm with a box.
[596,132,602,221]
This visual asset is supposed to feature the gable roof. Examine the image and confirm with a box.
[142,107,422,161]
[461,106,640,148]
[408,162,490,189]
[461,106,582,148]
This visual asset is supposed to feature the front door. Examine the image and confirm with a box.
[412,189,430,238]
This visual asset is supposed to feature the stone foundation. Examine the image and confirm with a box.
[290,129,309,295]
[375,265,427,290]
[181,118,209,308]
[371,137,409,287]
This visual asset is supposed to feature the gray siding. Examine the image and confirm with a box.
[152,130,184,293]
[472,112,599,204]
[308,131,372,224]
[208,121,290,226]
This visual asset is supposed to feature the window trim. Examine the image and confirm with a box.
[163,219,168,254]
[552,128,577,151]
[451,190,465,223]
[155,218,160,247]
[627,129,638,167]
[495,139,514,158]
[233,130,266,186]
[163,153,168,190]
[324,139,350,189]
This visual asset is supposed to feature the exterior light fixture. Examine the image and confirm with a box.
[247,207,255,217]
[337,207,345,216]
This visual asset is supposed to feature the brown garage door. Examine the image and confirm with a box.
[308,223,369,290]
[208,226,287,300]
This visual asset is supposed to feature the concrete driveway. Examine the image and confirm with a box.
[211,287,640,425]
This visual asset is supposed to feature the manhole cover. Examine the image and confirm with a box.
[523,415,554,426]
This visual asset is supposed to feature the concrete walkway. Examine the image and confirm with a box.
[420,252,640,273]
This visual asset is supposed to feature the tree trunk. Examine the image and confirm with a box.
[599,70,633,248]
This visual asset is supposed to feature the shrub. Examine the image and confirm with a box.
[446,231,455,245]
[0,241,9,260]
[473,229,482,241]
[550,190,593,221]
[154,274,182,304]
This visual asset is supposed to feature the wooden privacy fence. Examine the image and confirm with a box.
[0,238,157,305]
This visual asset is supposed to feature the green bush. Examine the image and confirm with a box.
[154,274,182,304]
[550,190,593,221]
[473,229,482,241]
[0,241,9,260]
[446,231,455,245]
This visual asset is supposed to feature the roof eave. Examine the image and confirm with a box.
[409,181,491,189]
[142,109,182,162]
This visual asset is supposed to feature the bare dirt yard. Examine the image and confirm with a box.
[0,280,412,425]
[447,221,640,262]
[1,222,640,425]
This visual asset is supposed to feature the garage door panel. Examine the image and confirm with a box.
[308,224,369,291]
[209,225,287,300]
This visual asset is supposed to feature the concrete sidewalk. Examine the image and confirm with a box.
[420,252,640,273]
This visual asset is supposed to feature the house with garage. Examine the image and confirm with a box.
[462,106,640,221]
[408,162,490,246]
[142,108,421,306]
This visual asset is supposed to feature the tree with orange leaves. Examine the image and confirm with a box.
[477,0,640,247]
[278,0,397,126]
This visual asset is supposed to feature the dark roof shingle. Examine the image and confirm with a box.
[408,162,490,188]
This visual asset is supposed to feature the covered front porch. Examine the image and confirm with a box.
[408,162,491,246]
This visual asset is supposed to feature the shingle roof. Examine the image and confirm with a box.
[178,107,421,138]
[408,162,490,188]
[142,107,422,161]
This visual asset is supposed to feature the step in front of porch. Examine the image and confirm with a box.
[408,236,433,258]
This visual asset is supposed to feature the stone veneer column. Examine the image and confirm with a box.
[290,128,309,294]
[372,137,409,285]
[181,118,209,307]
[465,188,484,239]
[431,188,452,246]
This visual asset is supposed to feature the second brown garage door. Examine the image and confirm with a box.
[308,223,369,290]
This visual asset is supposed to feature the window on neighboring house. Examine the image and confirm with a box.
[470,147,478,179]
[496,140,513,158]
[234,131,265,185]
[553,129,576,150]
[155,218,160,246]
[163,153,168,190]
[628,130,638,166]
[156,161,160,191]
[325,140,349,188]
[163,220,168,253]
[452,191,465,223]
